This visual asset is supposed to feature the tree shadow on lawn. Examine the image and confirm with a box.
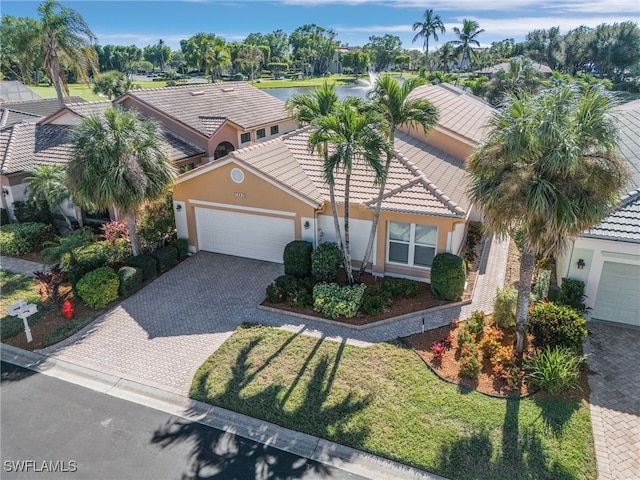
[154,328,372,479]
[436,396,582,480]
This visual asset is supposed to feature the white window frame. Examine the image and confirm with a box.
[386,221,438,269]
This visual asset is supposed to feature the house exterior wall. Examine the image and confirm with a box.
[403,124,475,160]
[557,236,640,315]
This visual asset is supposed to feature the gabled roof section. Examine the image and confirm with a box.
[407,83,495,145]
[0,108,42,127]
[1,97,85,118]
[0,122,71,175]
[583,190,640,244]
[116,82,289,137]
[613,100,640,189]
[64,100,112,119]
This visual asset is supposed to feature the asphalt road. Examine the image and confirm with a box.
[0,361,368,480]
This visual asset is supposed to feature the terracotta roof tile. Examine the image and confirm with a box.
[1,97,85,118]
[584,190,640,243]
[119,83,289,137]
[613,100,640,189]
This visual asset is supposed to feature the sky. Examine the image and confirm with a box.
[2,0,639,51]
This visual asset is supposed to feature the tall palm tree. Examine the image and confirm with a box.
[435,42,456,73]
[68,107,176,256]
[412,9,446,67]
[359,75,439,278]
[286,82,345,256]
[25,164,74,230]
[309,102,388,285]
[205,46,231,83]
[467,84,629,353]
[450,19,485,72]
[38,0,98,107]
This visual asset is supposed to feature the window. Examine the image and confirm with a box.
[270,125,279,136]
[387,221,437,268]
[256,128,266,139]
[240,132,251,143]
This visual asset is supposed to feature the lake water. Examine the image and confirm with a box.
[263,83,372,101]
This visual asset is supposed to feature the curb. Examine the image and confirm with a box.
[1,343,447,480]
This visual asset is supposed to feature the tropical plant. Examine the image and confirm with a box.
[528,302,588,353]
[39,228,94,265]
[309,101,388,285]
[450,19,485,72]
[236,45,264,84]
[205,46,231,82]
[467,83,629,352]
[411,9,446,66]
[25,164,74,230]
[360,75,438,278]
[68,106,176,256]
[92,70,132,99]
[38,0,98,106]
[526,346,585,394]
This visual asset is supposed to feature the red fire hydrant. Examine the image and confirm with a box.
[61,299,75,320]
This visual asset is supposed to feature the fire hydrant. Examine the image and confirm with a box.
[61,299,75,320]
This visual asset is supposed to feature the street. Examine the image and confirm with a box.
[0,361,368,480]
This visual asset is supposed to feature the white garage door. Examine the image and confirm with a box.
[592,261,640,326]
[195,208,294,263]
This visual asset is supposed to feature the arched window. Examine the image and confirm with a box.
[214,141,234,160]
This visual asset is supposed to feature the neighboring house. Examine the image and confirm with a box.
[556,100,640,326]
[115,82,297,167]
[1,97,86,128]
[1,100,205,224]
[172,83,494,282]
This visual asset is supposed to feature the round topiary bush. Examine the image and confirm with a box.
[430,253,466,301]
[76,266,120,309]
[528,302,588,353]
[311,242,341,283]
[283,240,312,279]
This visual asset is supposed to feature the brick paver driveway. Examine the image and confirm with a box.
[39,253,284,395]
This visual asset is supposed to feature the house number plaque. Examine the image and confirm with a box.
[234,192,246,198]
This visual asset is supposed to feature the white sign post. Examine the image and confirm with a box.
[8,300,38,343]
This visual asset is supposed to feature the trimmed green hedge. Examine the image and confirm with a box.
[284,240,312,278]
[76,267,120,309]
[118,266,144,297]
[311,242,341,283]
[430,253,466,301]
[173,238,189,259]
[528,302,588,353]
[151,246,178,273]
[0,222,47,256]
[124,254,157,280]
[313,282,366,319]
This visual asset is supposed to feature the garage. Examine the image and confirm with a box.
[591,261,640,326]
[195,207,295,263]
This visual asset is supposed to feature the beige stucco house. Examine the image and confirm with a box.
[173,83,495,282]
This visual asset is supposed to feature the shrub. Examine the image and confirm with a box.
[283,240,312,279]
[173,238,189,259]
[266,275,298,304]
[65,243,109,287]
[463,222,483,267]
[380,278,418,298]
[124,254,157,280]
[430,253,466,301]
[533,269,551,302]
[431,342,446,359]
[151,246,178,272]
[464,310,486,337]
[118,266,143,297]
[76,267,120,309]
[99,238,132,267]
[526,346,585,394]
[480,326,504,357]
[0,222,47,256]
[528,302,588,353]
[361,287,392,316]
[0,208,9,225]
[558,278,588,313]
[313,282,366,319]
[493,286,517,329]
[459,342,482,379]
[12,199,52,224]
[311,242,341,283]
[32,223,59,252]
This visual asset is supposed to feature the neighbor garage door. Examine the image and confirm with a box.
[195,207,294,263]
[591,261,640,326]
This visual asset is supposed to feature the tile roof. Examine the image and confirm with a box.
[118,83,289,137]
[583,190,640,244]
[63,100,112,119]
[0,108,42,127]
[210,127,469,218]
[1,97,85,118]
[613,100,640,189]
[407,83,495,144]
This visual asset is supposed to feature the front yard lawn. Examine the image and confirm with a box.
[190,324,595,480]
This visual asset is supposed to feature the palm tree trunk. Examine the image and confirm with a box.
[325,143,344,255]
[515,247,536,353]
[343,175,354,286]
[51,54,65,108]
[58,206,73,231]
[124,212,142,256]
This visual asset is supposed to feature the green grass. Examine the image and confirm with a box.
[191,324,596,480]
[0,270,41,341]
[29,84,105,102]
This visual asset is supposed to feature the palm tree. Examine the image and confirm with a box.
[38,0,98,107]
[68,107,176,256]
[359,75,438,278]
[309,101,388,285]
[237,45,264,84]
[450,19,485,72]
[412,9,446,67]
[286,82,345,257]
[436,43,456,73]
[467,84,629,353]
[25,164,74,230]
[205,46,231,83]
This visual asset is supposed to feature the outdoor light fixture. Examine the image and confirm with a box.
[175,204,182,212]
[577,258,586,269]
[1,188,8,197]
[303,220,310,229]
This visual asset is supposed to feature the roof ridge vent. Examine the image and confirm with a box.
[190,90,205,96]
[221,87,235,93]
